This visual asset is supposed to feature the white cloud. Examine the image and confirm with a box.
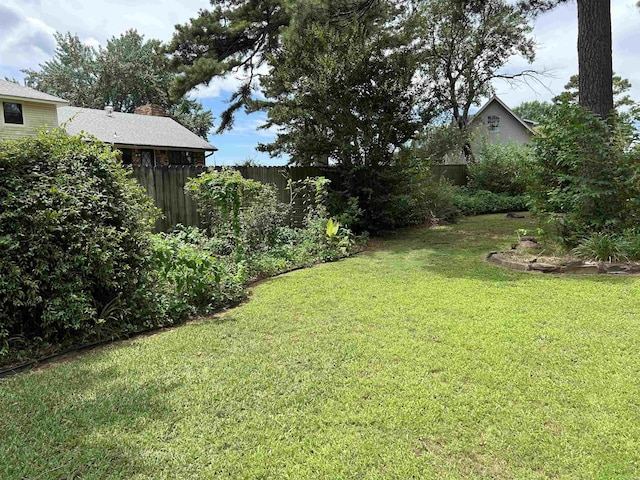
[191,74,247,99]
[83,37,102,49]
[0,7,57,74]
[220,117,280,139]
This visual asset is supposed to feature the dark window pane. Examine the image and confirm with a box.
[487,115,500,133]
[169,150,193,165]
[120,148,133,165]
[3,102,23,124]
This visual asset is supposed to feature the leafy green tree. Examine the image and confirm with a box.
[166,0,385,131]
[24,32,99,107]
[512,100,554,123]
[553,73,634,110]
[95,30,173,112]
[24,31,214,138]
[167,0,292,131]
[167,98,214,139]
[255,13,428,168]
[412,0,536,159]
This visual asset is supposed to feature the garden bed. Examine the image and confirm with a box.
[487,250,640,274]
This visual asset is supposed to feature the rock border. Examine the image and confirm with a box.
[486,252,640,275]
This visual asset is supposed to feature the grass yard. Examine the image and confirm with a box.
[2,214,640,479]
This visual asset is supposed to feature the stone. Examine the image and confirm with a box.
[564,264,600,274]
[519,240,539,249]
[528,263,560,273]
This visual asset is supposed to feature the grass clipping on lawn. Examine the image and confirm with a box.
[1,214,639,479]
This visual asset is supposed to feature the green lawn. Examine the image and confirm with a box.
[2,214,640,479]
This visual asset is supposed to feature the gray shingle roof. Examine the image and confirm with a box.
[0,80,69,104]
[58,106,216,151]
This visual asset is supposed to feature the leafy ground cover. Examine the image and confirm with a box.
[2,214,640,479]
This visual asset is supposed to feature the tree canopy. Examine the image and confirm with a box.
[166,0,292,131]
[255,6,430,167]
[512,100,554,123]
[412,0,535,130]
[167,0,539,157]
[24,30,214,139]
[553,73,634,111]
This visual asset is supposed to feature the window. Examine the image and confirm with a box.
[140,149,155,167]
[3,102,24,125]
[487,115,500,133]
[120,148,133,165]
[169,150,193,165]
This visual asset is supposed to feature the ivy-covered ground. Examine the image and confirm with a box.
[2,214,639,479]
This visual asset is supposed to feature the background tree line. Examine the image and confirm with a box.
[23,30,214,139]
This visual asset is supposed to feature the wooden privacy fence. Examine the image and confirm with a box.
[131,164,468,232]
[431,164,469,186]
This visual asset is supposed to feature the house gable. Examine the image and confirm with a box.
[469,96,535,146]
[0,99,61,141]
[0,80,68,141]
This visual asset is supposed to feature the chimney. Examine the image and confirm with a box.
[105,104,114,116]
[134,103,167,117]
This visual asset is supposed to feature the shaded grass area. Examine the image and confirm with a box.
[2,214,640,479]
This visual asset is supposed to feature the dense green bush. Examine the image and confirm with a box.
[467,141,533,196]
[186,170,361,279]
[453,189,529,216]
[330,154,460,233]
[151,227,246,319]
[185,169,290,257]
[572,230,640,262]
[572,233,629,262]
[529,102,640,246]
[0,131,161,357]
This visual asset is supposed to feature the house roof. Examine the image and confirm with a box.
[0,80,69,105]
[58,106,217,151]
[470,95,536,135]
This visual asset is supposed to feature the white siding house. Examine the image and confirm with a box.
[443,96,537,164]
[468,96,537,147]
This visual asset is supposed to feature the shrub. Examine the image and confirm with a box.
[329,153,460,233]
[185,169,290,256]
[326,191,363,229]
[0,130,161,357]
[151,227,247,319]
[622,230,640,260]
[453,189,529,216]
[187,171,361,280]
[572,230,640,262]
[240,182,290,252]
[467,141,533,196]
[529,102,640,246]
[291,177,359,261]
[572,233,628,262]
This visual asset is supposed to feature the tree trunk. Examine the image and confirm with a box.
[577,0,613,119]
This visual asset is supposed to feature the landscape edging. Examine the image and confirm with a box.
[486,252,640,275]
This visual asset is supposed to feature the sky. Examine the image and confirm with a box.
[1,0,639,166]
